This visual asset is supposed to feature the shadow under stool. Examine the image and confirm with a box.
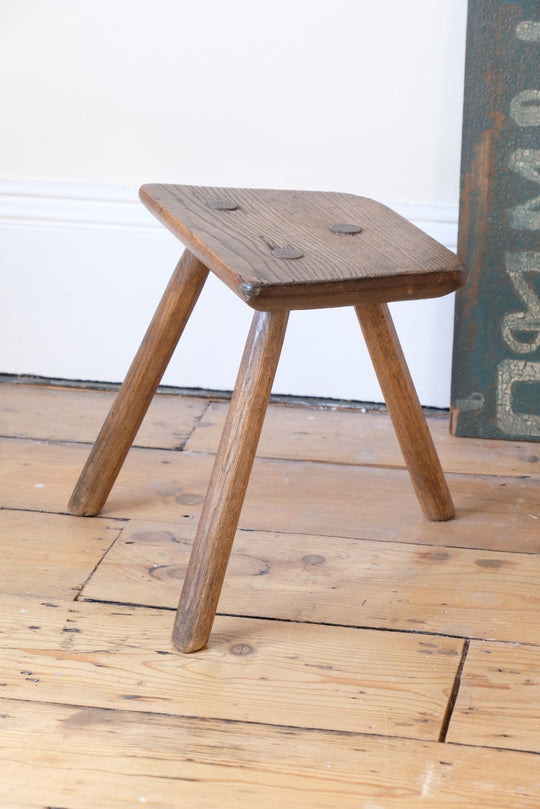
[68,185,467,652]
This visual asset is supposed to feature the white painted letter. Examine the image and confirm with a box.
[509,149,540,183]
[497,359,540,437]
[515,21,540,42]
[510,90,540,127]
[508,150,540,229]
[501,252,540,353]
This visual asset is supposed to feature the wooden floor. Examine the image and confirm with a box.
[0,381,539,808]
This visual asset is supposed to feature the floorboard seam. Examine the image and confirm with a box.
[0,695,443,744]
[79,599,509,644]
[438,638,470,743]
[74,527,129,602]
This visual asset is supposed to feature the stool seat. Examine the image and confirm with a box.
[69,183,468,654]
[140,185,465,310]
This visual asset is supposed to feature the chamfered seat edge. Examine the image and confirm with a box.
[139,183,467,311]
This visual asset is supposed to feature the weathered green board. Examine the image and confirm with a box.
[451,0,540,441]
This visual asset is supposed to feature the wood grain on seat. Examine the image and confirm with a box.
[140,185,467,310]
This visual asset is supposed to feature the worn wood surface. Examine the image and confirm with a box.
[4,381,538,476]
[452,0,540,442]
[3,700,540,809]
[2,699,540,809]
[0,594,461,739]
[140,185,466,310]
[174,309,288,652]
[83,520,540,646]
[449,641,540,753]
[68,250,208,516]
[0,381,208,447]
[186,401,540,478]
[357,302,454,520]
[68,185,462,645]
[3,437,538,553]
[0,509,123,599]
[1,383,539,808]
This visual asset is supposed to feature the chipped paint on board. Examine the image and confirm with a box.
[452,0,540,441]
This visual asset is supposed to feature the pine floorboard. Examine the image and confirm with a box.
[2,698,539,809]
[0,382,539,808]
[82,519,540,645]
[187,400,540,478]
[2,437,539,552]
[0,509,123,600]
[0,593,461,738]
[0,382,208,448]
[448,641,540,753]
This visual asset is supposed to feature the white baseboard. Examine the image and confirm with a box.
[0,180,458,407]
[0,180,157,232]
[0,179,458,249]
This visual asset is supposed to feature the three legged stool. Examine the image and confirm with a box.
[69,185,467,652]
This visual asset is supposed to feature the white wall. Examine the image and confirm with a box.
[0,0,468,407]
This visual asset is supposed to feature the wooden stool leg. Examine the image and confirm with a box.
[173,308,289,653]
[68,250,209,517]
[355,302,455,522]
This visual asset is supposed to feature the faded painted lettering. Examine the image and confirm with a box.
[496,21,540,438]
[497,359,540,437]
[508,149,540,229]
[510,89,540,127]
[515,20,540,42]
[501,252,540,353]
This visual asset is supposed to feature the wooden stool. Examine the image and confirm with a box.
[69,185,467,653]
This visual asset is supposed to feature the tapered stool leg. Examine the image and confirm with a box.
[355,302,455,522]
[68,251,209,517]
[173,308,289,653]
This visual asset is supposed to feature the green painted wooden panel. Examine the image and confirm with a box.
[451,0,540,441]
